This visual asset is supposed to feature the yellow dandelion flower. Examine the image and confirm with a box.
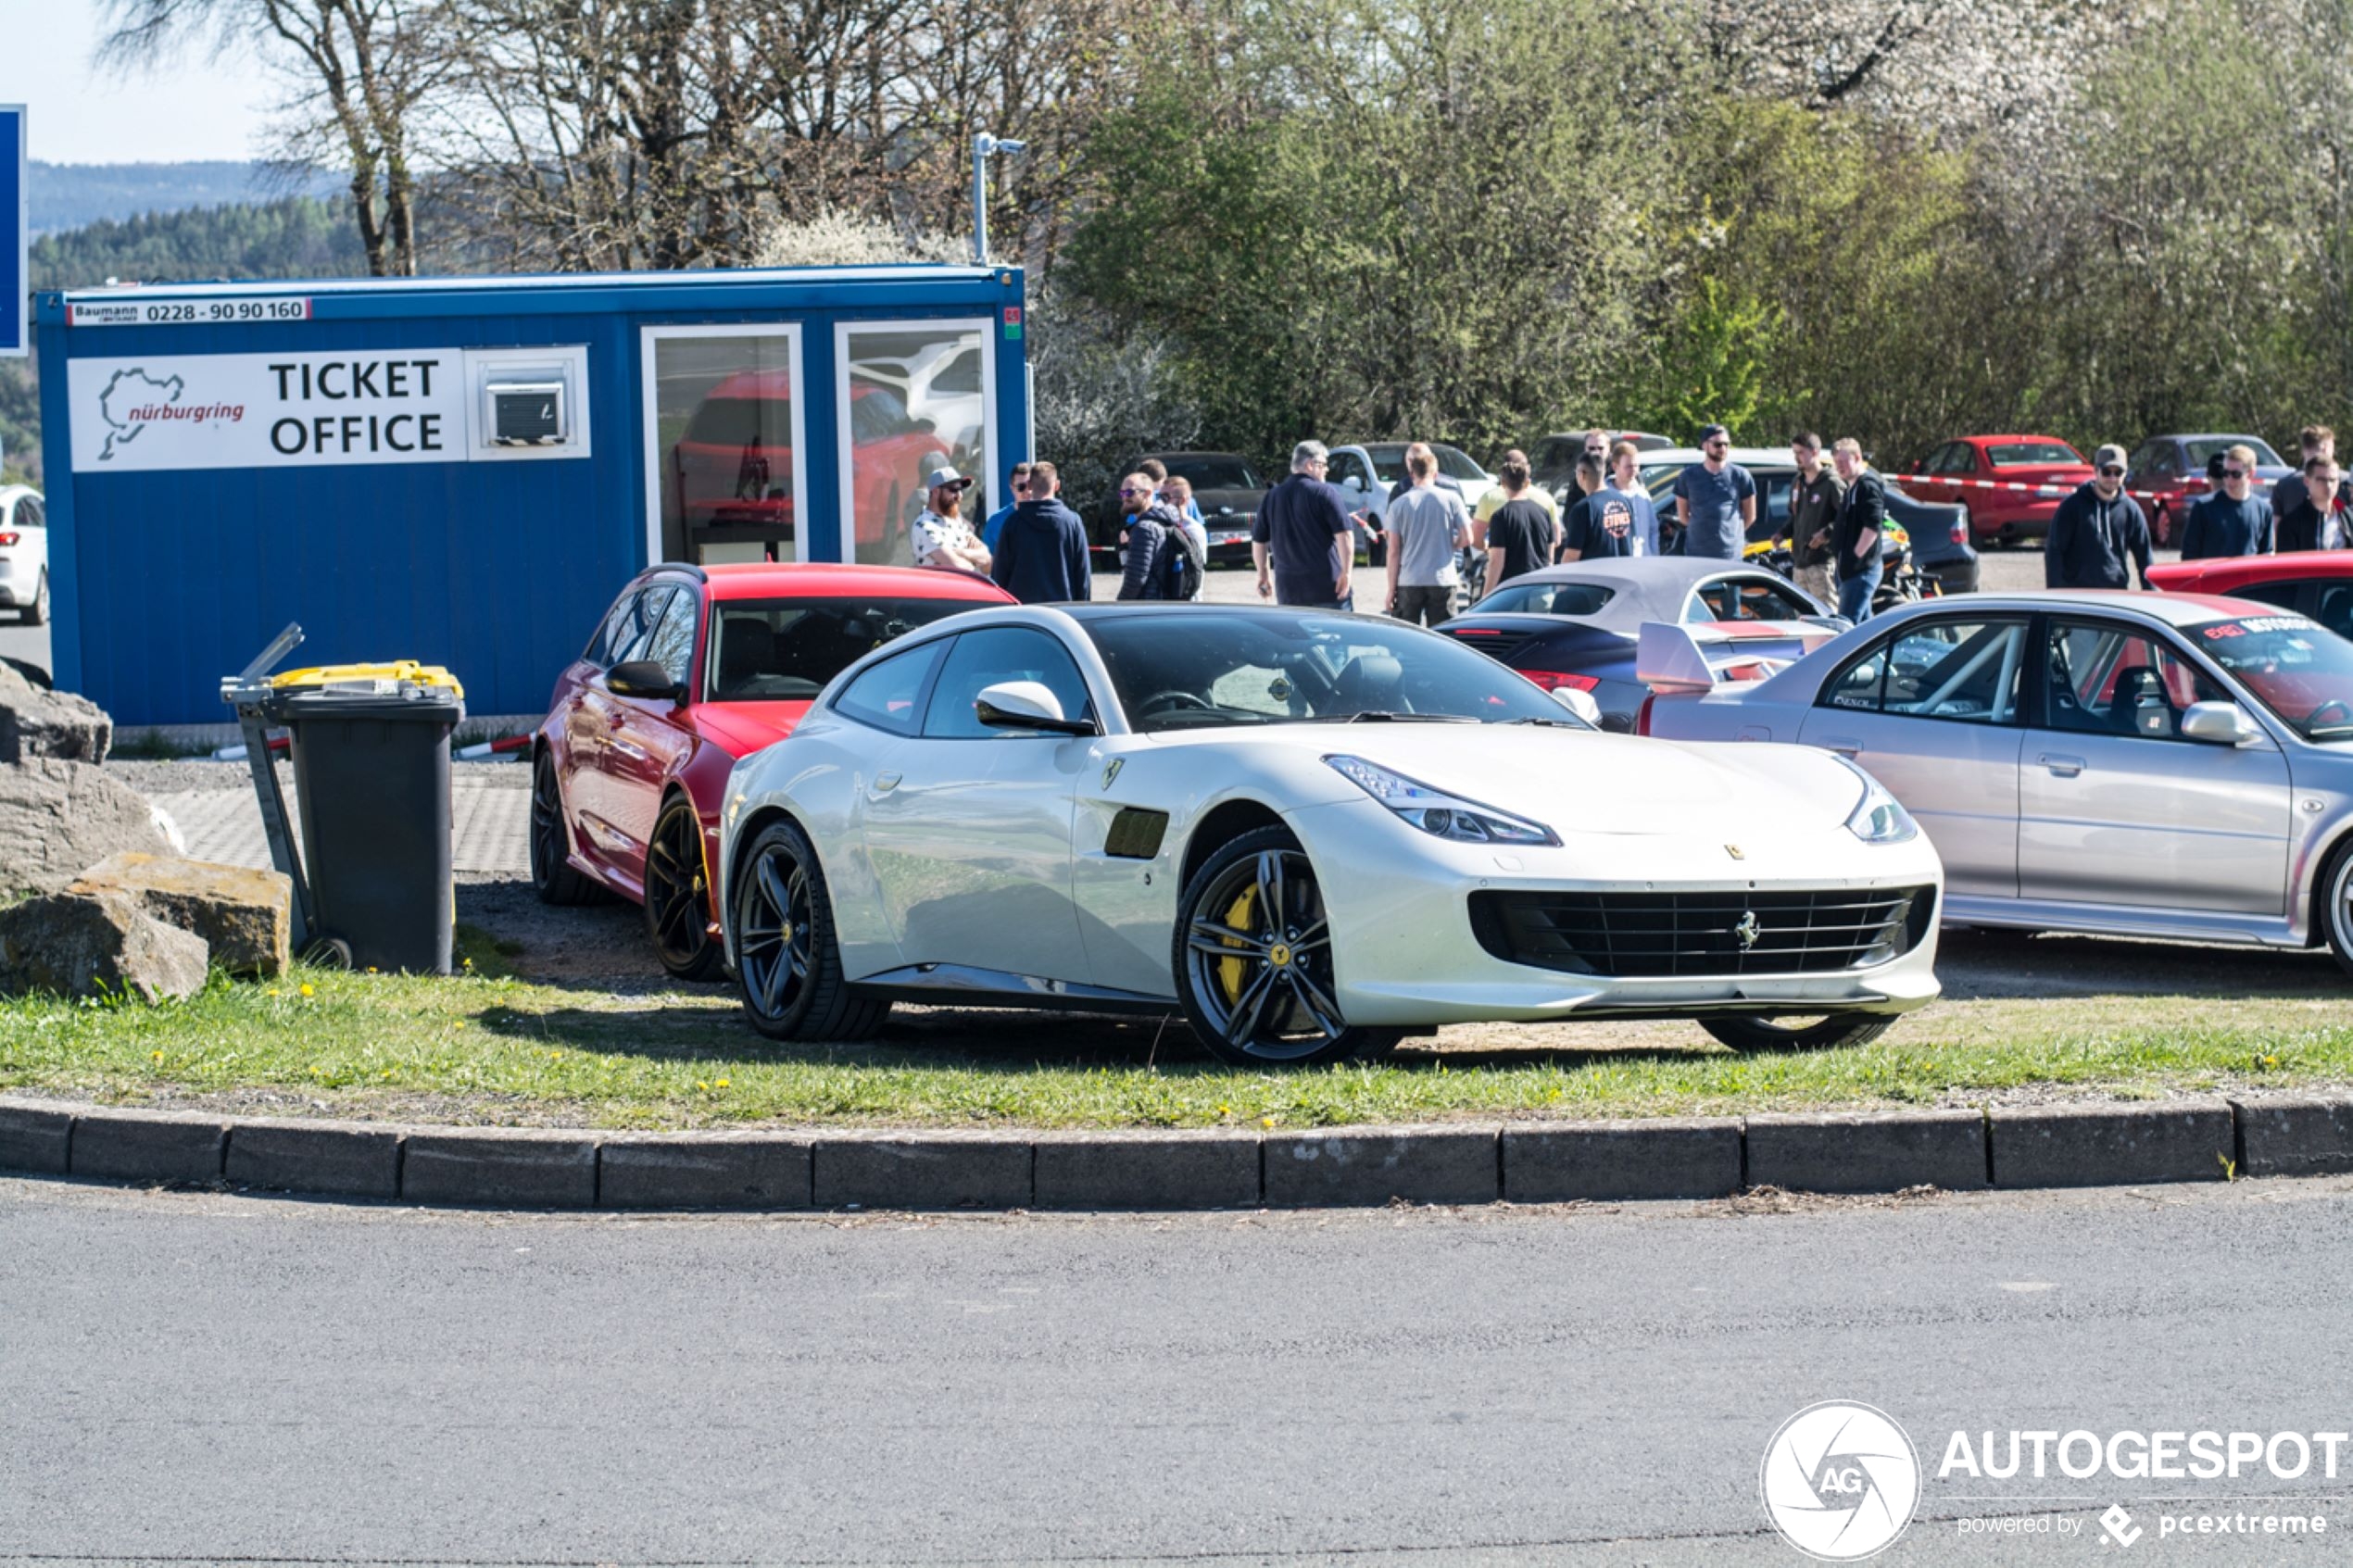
[299,983,315,998]
[716,1078,730,1088]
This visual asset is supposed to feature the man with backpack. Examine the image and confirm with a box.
[1158,476,1209,598]
[1115,472,1196,600]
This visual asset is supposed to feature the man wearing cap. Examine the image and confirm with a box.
[1670,424,1756,558]
[2181,444,2276,560]
[910,465,991,573]
[1253,440,1356,608]
[2045,445,2153,590]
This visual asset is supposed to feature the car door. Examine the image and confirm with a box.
[605,583,704,885]
[1795,614,2032,898]
[2018,616,2291,915]
[566,585,662,872]
[824,636,955,978]
[1910,444,1957,504]
[858,626,1094,984]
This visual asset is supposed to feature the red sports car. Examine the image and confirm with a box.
[531,561,1013,977]
[2146,551,2353,642]
[1904,434,2093,546]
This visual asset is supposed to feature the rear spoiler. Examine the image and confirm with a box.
[1635,621,1800,694]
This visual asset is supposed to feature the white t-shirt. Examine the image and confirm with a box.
[911,509,978,566]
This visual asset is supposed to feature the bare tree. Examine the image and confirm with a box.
[100,0,448,276]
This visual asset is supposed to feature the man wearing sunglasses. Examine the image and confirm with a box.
[2181,443,2276,560]
[2045,443,2154,590]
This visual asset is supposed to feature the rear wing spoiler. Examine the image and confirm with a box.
[1635,621,1803,694]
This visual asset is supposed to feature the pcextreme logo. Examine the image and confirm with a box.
[1760,1400,1921,1562]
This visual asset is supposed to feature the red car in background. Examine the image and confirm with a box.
[2146,551,2353,642]
[531,561,1013,978]
[1904,434,2094,546]
[670,377,955,562]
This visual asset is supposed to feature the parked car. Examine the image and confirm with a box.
[1635,447,1980,594]
[1639,592,2353,975]
[531,561,1013,978]
[2124,433,2296,548]
[670,376,955,564]
[1901,434,2093,546]
[0,484,48,625]
[1326,441,1495,558]
[1438,558,1841,730]
[716,602,1943,1064]
[1090,451,1267,566]
[2146,551,2353,640]
[1529,431,1676,504]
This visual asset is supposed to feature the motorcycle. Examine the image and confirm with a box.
[1741,527,1939,618]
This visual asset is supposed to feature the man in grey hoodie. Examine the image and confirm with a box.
[2045,444,2153,589]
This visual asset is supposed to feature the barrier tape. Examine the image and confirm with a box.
[1888,472,2280,504]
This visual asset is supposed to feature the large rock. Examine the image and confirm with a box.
[0,758,174,895]
[0,888,209,1003]
[69,852,292,976]
[0,660,110,763]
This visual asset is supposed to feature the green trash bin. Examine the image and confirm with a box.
[263,661,467,974]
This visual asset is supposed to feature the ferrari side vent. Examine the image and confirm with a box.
[1104,808,1170,860]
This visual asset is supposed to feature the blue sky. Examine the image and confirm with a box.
[1,0,268,162]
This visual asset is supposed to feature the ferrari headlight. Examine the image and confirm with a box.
[1837,757,1919,845]
[1324,755,1558,846]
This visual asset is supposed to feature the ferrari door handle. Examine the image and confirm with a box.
[2040,754,2085,778]
[874,771,902,793]
[1817,735,1863,757]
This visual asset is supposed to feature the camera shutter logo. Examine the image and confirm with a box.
[1758,1400,1919,1561]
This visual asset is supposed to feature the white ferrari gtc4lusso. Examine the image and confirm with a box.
[716,605,1944,1066]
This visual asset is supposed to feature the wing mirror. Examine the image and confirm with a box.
[975,680,1096,735]
[608,659,687,705]
[2181,700,2261,746]
[1551,686,1603,725]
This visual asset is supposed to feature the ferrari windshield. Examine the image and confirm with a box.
[706,596,988,701]
[2185,615,2353,742]
[1077,609,1581,731]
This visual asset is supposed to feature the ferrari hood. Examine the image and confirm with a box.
[1146,723,1867,837]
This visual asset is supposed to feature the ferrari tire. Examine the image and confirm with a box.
[1172,826,1403,1068]
[530,752,608,907]
[2321,836,2353,983]
[732,818,890,1042]
[1701,1011,1894,1053]
[644,794,725,981]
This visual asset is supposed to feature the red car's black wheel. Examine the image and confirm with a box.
[531,752,608,907]
[645,794,724,981]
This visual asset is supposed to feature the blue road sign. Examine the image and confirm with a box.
[1,105,22,357]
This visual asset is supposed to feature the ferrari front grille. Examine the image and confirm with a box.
[1468,886,1935,977]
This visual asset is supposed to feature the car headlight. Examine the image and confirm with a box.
[1324,754,1558,846]
[1835,756,1919,845]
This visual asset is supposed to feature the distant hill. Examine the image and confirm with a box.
[31,197,369,291]
[28,160,344,233]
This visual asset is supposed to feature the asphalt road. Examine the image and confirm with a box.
[5,1176,2351,1566]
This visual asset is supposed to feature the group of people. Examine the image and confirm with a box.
[2045,425,2353,591]
[1242,427,1892,626]
[902,456,1211,605]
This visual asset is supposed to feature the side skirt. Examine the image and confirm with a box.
[848,963,1179,1017]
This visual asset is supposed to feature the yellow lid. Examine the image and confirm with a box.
[269,661,466,699]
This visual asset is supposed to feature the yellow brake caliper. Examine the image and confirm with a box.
[1217,886,1257,1004]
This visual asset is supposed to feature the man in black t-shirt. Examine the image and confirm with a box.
[1482,456,1555,588]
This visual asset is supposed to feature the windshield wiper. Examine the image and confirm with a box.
[1501,716,1581,728]
[1341,710,1478,723]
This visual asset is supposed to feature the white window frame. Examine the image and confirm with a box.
[639,322,809,568]
[834,317,997,565]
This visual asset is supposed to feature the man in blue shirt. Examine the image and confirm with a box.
[981,461,1031,553]
[2181,444,2276,559]
[1252,440,1356,608]
[989,461,1092,603]
[1670,423,1757,558]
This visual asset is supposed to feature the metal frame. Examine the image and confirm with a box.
[833,316,998,564]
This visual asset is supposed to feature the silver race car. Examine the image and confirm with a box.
[715,605,1943,1066]
[1641,592,2353,974]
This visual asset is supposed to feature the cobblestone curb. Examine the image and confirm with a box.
[0,1094,2314,1210]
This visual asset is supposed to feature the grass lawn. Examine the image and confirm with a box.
[0,927,2347,1131]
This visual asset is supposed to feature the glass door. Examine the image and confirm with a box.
[836,320,994,565]
[642,325,807,566]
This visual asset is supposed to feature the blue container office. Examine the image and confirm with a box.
[33,265,1029,725]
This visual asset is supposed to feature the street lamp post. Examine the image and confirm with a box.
[971,132,1026,266]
